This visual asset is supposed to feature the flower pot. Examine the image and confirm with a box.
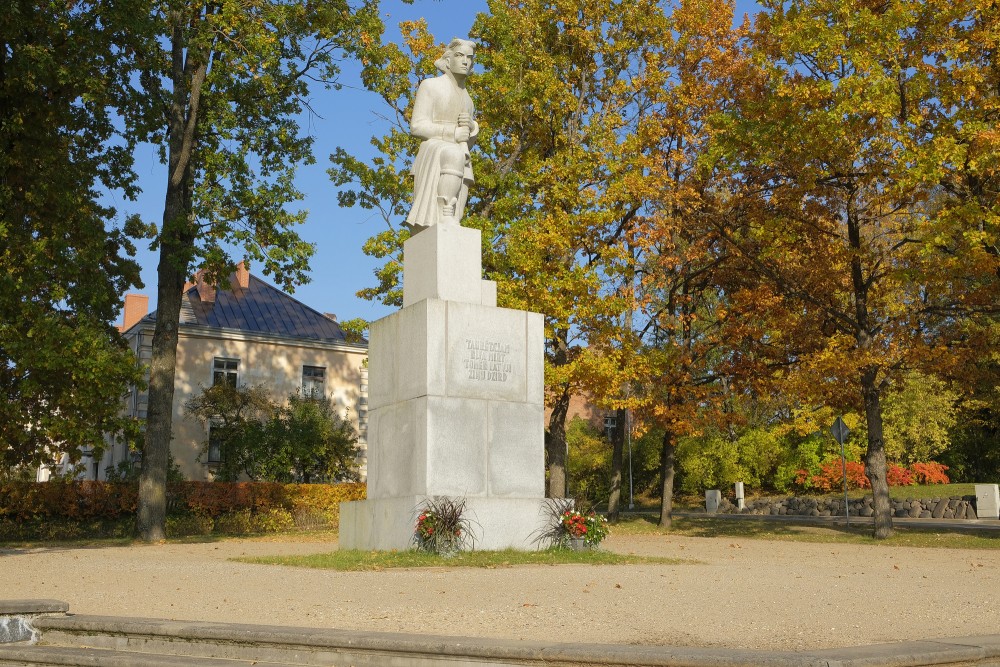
[569,537,588,551]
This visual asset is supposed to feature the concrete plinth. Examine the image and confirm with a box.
[340,223,550,551]
[975,484,1000,520]
[339,496,551,551]
[403,224,497,308]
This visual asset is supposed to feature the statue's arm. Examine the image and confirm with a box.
[410,79,456,141]
[467,107,480,148]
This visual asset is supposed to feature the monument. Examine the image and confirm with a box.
[339,39,550,550]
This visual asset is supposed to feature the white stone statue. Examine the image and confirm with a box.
[405,38,479,230]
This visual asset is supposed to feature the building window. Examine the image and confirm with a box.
[302,365,326,398]
[207,425,225,464]
[603,415,617,438]
[213,358,238,387]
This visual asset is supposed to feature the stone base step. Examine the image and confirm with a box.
[0,644,289,666]
[24,615,530,667]
[3,611,1000,667]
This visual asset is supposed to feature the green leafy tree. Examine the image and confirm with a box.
[565,417,611,506]
[0,0,148,471]
[261,392,360,483]
[137,0,383,540]
[184,383,275,481]
[185,385,359,482]
[882,371,959,464]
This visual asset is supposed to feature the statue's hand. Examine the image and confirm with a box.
[455,124,471,143]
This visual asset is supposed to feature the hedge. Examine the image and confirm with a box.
[0,481,366,541]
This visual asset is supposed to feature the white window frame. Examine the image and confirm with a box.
[213,357,239,387]
[302,365,326,398]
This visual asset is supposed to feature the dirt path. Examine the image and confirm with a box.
[1,531,997,651]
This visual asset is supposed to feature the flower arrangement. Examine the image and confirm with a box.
[413,496,470,555]
[561,510,588,538]
[534,499,609,549]
[561,510,609,546]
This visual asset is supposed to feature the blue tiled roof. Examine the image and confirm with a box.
[186,275,350,343]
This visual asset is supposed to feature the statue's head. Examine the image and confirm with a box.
[435,38,476,76]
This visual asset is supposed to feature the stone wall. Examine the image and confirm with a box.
[717,495,980,520]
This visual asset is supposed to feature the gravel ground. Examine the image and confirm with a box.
[1,530,997,651]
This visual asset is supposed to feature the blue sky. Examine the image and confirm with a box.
[119,0,757,327]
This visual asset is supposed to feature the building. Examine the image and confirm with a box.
[97,263,369,481]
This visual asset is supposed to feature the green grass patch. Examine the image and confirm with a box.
[235,548,689,571]
[611,514,1000,549]
[885,483,978,500]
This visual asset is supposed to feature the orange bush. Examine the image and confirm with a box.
[910,462,950,485]
[886,464,915,487]
[808,460,870,491]
[0,481,138,522]
[795,460,949,492]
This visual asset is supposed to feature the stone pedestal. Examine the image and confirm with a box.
[705,490,721,514]
[975,484,1000,520]
[339,225,550,550]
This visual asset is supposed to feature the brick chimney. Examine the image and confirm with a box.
[194,269,216,303]
[119,294,149,331]
[232,261,250,290]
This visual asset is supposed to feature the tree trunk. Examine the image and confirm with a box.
[137,14,203,541]
[659,428,676,528]
[606,407,625,522]
[846,207,893,539]
[545,385,570,498]
[138,172,195,541]
[137,237,186,541]
[544,327,571,498]
[862,368,894,538]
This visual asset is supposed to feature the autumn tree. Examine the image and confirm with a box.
[332,0,676,500]
[137,0,382,540]
[920,0,1000,482]
[0,0,149,471]
[598,0,748,527]
[709,0,1000,537]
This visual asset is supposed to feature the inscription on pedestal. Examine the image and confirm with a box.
[464,337,513,383]
[446,303,529,401]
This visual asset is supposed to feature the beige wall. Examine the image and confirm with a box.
[171,328,367,480]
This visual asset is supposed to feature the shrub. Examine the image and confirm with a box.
[806,460,870,492]
[792,460,950,492]
[166,514,215,537]
[886,464,915,487]
[213,508,295,535]
[0,481,367,541]
[910,462,950,485]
